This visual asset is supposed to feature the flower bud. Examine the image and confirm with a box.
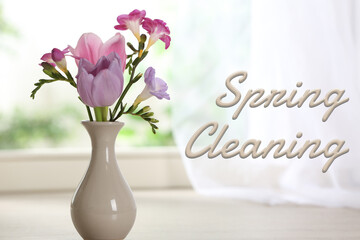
[140,34,147,43]
[51,48,67,72]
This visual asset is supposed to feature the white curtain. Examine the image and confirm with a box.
[172,0,360,208]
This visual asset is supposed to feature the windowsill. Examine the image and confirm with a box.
[0,147,191,192]
[1,189,359,239]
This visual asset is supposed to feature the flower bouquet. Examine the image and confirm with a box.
[32,9,170,133]
[31,10,171,240]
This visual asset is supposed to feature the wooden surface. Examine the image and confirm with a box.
[0,190,359,240]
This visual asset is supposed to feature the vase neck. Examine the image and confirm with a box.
[82,121,124,151]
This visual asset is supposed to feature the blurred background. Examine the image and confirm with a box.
[1,2,360,239]
[0,0,359,208]
[0,0,178,149]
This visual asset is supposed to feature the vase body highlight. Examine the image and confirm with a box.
[71,121,136,240]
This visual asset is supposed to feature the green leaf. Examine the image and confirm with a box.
[150,122,158,134]
[132,57,140,66]
[132,73,143,83]
[109,108,113,120]
[39,79,56,83]
[113,103,127,121]
[126,58,132,69]
[135,106,150,115]
[142,106,151,112]
[119,103,127,115]
[127,105,137,113]
[141,112,154,118]
[86,105,94,121]
[30,79,57,99]
[150,123,159,129]
[123,106,160,134]
[150,118,159,123]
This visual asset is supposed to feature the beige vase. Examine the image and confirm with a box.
[71,121,136,240]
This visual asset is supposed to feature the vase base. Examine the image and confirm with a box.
[84,239,124,240]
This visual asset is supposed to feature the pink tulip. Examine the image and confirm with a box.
[76,52,124,107]
[115,9,146,41]
[142,18,171,51]
[69,32,126,72]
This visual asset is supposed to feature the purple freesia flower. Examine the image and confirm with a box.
[40,47,69,69]
[142,18,171,50]
[135,67,170,105]
[115,9,146,41]
[76,52,124,107]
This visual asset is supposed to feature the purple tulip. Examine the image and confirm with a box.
[76,52,124,107]
[115,9,146,41]
[142,18,171,50]
[135,67,170,105]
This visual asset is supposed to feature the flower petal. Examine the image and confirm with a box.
[70,33,103,65]
[115,9,146,33]
[142,18,171,50]
[150,77,170,100]
[107,52,124,90]
[51,48,65,62]
[159,35,171,49]
[144,67,155,84]
[77,63,95,107]
[128,9,146,21]
[75,58,95,78]
[114,14,129,30]
[90,55,111,76]
[137,85,153,102]
[62,46,70,54]
[92,69,122,107]
[153,19,170,35]
[99,33,126,71]
[40,53,56,66]
[141,17,156,34]
[138,67,170,101]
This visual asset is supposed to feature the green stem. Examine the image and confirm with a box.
[113,103,137,121]
[94,107,103,121]
[102,106,108,121]
[65,70,77,88]
[78,97,94,121]
[112,64,138,117]
[86,106,93,121]
[94,107,108,121]
[112,50,148,120]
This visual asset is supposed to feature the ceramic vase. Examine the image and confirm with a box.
[71,121,136,240]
